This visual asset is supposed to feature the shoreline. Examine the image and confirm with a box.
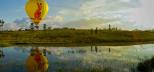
[1,41,154,47]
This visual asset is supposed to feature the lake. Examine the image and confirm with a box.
[0,44,154,72]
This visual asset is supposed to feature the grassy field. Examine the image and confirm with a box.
[0,29,154,46]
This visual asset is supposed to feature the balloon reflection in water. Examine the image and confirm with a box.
[26,48,48,72]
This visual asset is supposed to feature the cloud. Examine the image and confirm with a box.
[13,17,30,28]
[58,0,139,19]
[55,0,140,30]
[4,15,65,30]
[63,18,121,29]
[3,17,30,30]
[41,15,64,28]
[42,16,64,23]
[14,18,29,24]
[4,23,20,30]
[129,0,154,30]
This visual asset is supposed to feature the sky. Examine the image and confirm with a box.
[0,0,154,30]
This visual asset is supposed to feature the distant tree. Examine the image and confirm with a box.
[48,27,52,30]
[18,28,23,31]
[43,24,47,30]
[95,27,98,34]
[0,19,5,31]
[53,28,60,30]
[109,24,111,30]
[150,29,154,32]
[115,27,118,31]
[35,25,39,30]
[63,27,69,29]
[133,29,141,31]
[2,20,4,25]
[30,23,34,30]
[90,29,93,35]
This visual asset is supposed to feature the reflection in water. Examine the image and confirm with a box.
[91,46,108,53]
[0,48,5,58]
[0,44,154,72]
[26,48,48,72]
[43,48,47,56]
[95,46,98,52]
[91,46,99,53]
[109,48,111,53]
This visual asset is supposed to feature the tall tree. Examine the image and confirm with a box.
[0,19,5,31]
[2,20,4,25]
[43,24,47,30]
[109,24,111,30]
[95,27,98,34]
[30,23,34,30]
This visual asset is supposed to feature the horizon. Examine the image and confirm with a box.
[0,0,154,30]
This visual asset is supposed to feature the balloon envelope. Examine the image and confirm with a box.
[25,0,48,25]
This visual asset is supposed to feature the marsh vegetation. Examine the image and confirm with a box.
[0,29,154,46]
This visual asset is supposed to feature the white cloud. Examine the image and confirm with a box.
[129,0,154,30]
[41,15,64,28]
[80,0,139,19]
[56,0,140,30]
[3,17,30,30]
[58,0,140,20]
[42,16,64,23]
[63,18,122,29]
[4,15,65,30]
[4,23,20,30]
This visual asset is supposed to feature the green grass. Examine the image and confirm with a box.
[0,29,154,45]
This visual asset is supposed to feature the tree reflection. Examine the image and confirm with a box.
[91,46,100,53]
[67,49,86,54]
[0,48,5,59]
[43,48,47,56]
[108,48,111,53]
[26,47,49,72]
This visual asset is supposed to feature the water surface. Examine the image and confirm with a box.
[0,44,154,72]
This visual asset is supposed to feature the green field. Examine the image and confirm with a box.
[0,29,154,46]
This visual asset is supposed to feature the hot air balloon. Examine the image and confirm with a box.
[25,0,48,29]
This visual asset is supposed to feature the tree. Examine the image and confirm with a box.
[90,29,93,35]
[48,27,51,30]
[0,19,5,31]
[1,20,4,25]
[95,27,98,34]
[43,24,47,30]
[109,24,111,30]
[30,23,34,30]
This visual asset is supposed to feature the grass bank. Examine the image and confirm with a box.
[0,29,154,46]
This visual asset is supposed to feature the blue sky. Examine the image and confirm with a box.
[0,0,154,30]
[0,0,81,21]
